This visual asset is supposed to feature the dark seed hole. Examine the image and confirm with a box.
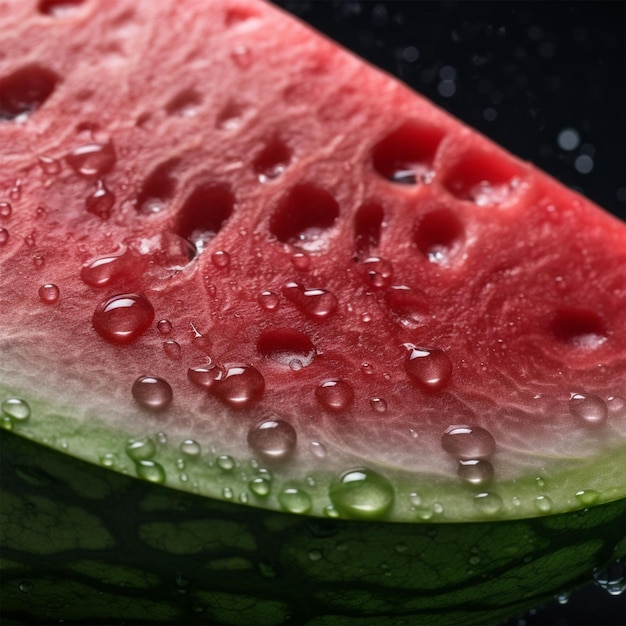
[354,201,384,258]
[413,207,465,264]
[270,183,339,251]
[257,328,316,367]
[136,158,181,215]
[372,121,444,184]
[0,65,59,120]
[253,137,292,182]
[38,0,85,17]
[176,183,234,252]
[165,89,202,117]
[551,308,607,349]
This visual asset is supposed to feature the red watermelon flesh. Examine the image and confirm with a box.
[0,0,624,522]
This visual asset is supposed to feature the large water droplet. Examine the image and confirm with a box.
[441,425,496,460]
[86,180,115,219]
[92,293,154,345]
[66,142,116,178]
[457,459,494,484]
[278,487,312,514]
[132,376,173,412]
[2,398,31,422]
[569,392,608,426]
[283,281,338,319]
[38,283,59,304]
[126,437,156,461]
[329,467,394,520]
[81,247,146,288]
[135,459,166,484]
[473,491,503,515]
[404,345,453,393]
[211,364,265,408]
[575,489,600,506]
[593,558,626,596]
[247,418,297,462]
[361,257,393,289]
[315,380,355,412]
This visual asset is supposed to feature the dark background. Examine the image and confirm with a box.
[271,2,625,625]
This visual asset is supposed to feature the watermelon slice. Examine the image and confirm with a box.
[0,0,625,624]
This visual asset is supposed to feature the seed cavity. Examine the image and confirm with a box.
[247,418,297,462]
[257,328,316,368]
[165,88,202,117]
[413,206,465,264]
[270,184,339,252]
[329,467,394,520]
[551,308,607,349]
[253,136,291,182]
[136,158,180,215]
[92,293,154,345]
[315,380,355,412]
[371,121,444,184]
[0,65,59,121]
[38,0,86,17]
[441,425,496,460]
[441,147,524,206]
[404,345,453,393]
[132,376,173,412]
[176,183,234,254]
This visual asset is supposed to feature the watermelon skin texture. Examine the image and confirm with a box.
[0,0,625,520]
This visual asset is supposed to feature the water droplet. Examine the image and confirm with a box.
[38,283,59,304]
[2,398,31,422]
[24,233,35,247]
[217,454,235,471]
[258,290,280,311]
[534,495,553,513]
[457,459,494,484]
[310,440,327,458]
[37,154,61,175]
[249,476,271,497]
[361,257,393,289]
[32,254,45,267]
[569,392,608,426]
[126,437,156,461]
[315,380,355,412]
[82,246,147,288]
[132,376,173,412]
[473,491,503,515]
[369,397,387,413]
[441,425,496,460]
[9,181,21,202]
[593,558,626,596]
[283,281,338,319]
[157,319,173,334]
[291,252,310,271]
[99,453,117,467]
[329,467,394,520]
[278,487,312,514]
[575,489,600,506]
[404,345,453,393]
[163,339,182,360]
[211,364,265,408]
[156,431,168,444]
[211,250,231,268]
[0,228,9,245]
[18,581,33,593]
[135,459,166,484]
[231,44,252,68]
[86,180,115,219]
[179,439,201,456]
[555,591,570,605]
[0,202,12,217]
[222,486,234,500]
[66,142,116,178]
[187,364,220,389]
[247,418,297,462]
[92,293,154,345]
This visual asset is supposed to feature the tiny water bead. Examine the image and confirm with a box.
[85,180,115,219]
[457,459,494,485]
[361,257,393,289]
[126,437,157,461]
[291,252,310,271]
[66,142,116,178]
[231,44,253,69]
[369,397,387,413]
[310,440,327,458]
[0,202,12,217]
[135,459,166,484]
[157,319,173,334]
[38,283,59,304]
[211,250,231,268]
[0,228,8,245]
[2,398,31,422]
[37,154,61,175]
[569,392,608,426]
[278,487,312,514]
[249,476,271,497]
[180,439,202,456]
[211,364,265,407]
[258,290,280,311]
[18,581,33,594]
[132,376,173,412]
[404,345,453,393]
[329,468,394,520]
[247,418,297,462]
[187,364,220,389]
[283,281,338,320]
[575,489,600,506]
[315,380,355,412]
[92,293,154,345]
[216,454,236,471]
[441,425,496,460]
[534,495,553,513]
[163,339,182,360]
[473,491,503,515]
